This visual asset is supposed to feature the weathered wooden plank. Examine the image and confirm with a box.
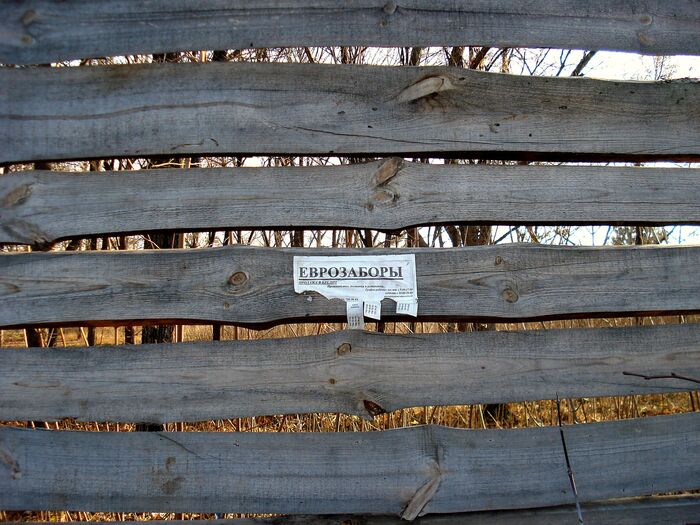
[2,63,699,164]
[2,324,698,423]
[3,161,700,245]
[1,1,698,65]
[2,245,699,328]
[56,495,700,524]
[1,414,698,514]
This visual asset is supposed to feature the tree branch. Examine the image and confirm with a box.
[571,51,598,77]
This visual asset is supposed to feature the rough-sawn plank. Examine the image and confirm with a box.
[1,1,698,64]
[3,160,700,245]
[2,63,699,163]
[1,245,699,328]
[0,414,698,514]
[1,324,698,423]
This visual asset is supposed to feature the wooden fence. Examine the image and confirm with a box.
[1,1,699,522]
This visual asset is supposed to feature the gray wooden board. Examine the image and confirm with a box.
[1,245,699,328]
[45,495,700,524]
[1,324,699,423]
[2,63,699,164]
[3,161,700,245]
[0,413,698,514]
[1,1,699,64]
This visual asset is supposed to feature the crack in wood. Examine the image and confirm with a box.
[154,433,205,459]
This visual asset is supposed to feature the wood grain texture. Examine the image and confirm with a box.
[3,161,700,245]
[2,63,699,164]
[2,324,698,423]
[2,245,699,328]
[0,414,698,514]
[1,1,698,64]
[52,495,700,524]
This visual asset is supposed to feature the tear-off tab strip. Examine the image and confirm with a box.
[396,299,418,317]
[345,299,365,330]
[363,300,382,320]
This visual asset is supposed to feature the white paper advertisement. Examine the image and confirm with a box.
[293,255,418,329]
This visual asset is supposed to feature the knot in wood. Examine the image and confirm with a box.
[383,1,397,15]
[228,271,248,286]
[374,157,404,186]
[337,342,352,355]
[397,75,457,103]
[370,188,398,206]
[363,399,386,416]
[637,30,654,46]
[21,9,37,26]
[501,287,519,303]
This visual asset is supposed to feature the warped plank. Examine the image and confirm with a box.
[2,324,699,423]
[0,414,698,514]
[1,1,698,65]
[61,495,700,524]
[4,161,700,245]
[2,245,699,328]
[2,63,699,164]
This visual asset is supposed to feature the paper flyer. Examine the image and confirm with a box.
[293,254,418,329]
